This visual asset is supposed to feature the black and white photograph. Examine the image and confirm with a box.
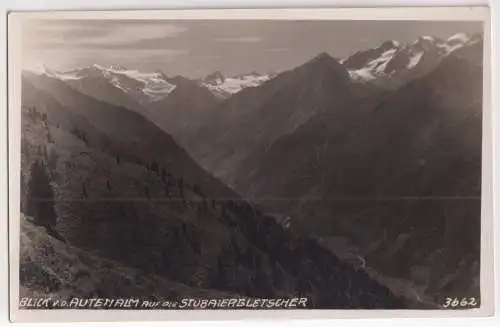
[7,7,493,321]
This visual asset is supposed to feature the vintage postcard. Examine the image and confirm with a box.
[7,7,493,322]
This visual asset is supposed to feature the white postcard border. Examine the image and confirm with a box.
[6,6,494,322]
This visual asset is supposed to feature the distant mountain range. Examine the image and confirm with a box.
[30,33,482,147]
[31,33,481,101]
[21,32,483,307]
[33,64,275,144]
[342,33,482,85]
[35,63,274,102]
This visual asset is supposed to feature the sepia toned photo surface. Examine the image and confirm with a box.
[7,7,493,322]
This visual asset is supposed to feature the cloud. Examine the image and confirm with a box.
[87,24,187,45]
[23,47,189,72]
[212,36,261,43]
[24,20,187,49]
[264,48,290,52]
[193,55,222,61]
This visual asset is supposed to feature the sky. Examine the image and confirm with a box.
[22,20,483,78]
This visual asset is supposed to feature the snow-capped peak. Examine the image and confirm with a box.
[345,32,479,83]
[202,71,272,98]
[379,40,400,50]
[89,63,107,71]
[345,40,401,82]
[437,33,475,55]
[407,51,424,69]
[204,71,225,85]
[348,47,398,82]
[108,64,128,72]
[35,64,177,102]
[99,66,176,102]
[388,40,400,47]
[29,63,50,75]
[447,33,470,44]
[414,35,436,44]
[30,65,84,81]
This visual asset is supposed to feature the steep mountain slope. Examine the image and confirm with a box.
[34,66,224,144]
[342,40,401,81]
[231,45,483,304]
[145,75,221,144]
[20,79,408,308]
[55,66,148,115]
[20,213,235,301]
[239,46,483,197]
[23,72,231,198]
[188,52,377,186]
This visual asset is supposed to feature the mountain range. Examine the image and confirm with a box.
[36,63,273,103]
[34,32,479,103]
[32,32,481,148]
[342,32,482,86]
[21,32,483,308]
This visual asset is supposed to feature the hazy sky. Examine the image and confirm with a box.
[22,20,483,78]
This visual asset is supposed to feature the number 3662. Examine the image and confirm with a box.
[442,297,478,308]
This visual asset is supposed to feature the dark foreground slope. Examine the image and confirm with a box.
[19,77,410,309]
[19,213,235,302]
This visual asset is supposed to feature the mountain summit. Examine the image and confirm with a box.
[203,71,225,85]
[305,52,348,74]
[201,71,273,99]
[186,51,359,185]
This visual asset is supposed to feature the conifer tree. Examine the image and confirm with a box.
[82,182,88,199]
[46,130,54,144]
[150,161,159,176]
[193,184,201,195]
[26,160,56,228]
[47,148,58,173]
[161,167,167,183]
[179,177,184,197]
